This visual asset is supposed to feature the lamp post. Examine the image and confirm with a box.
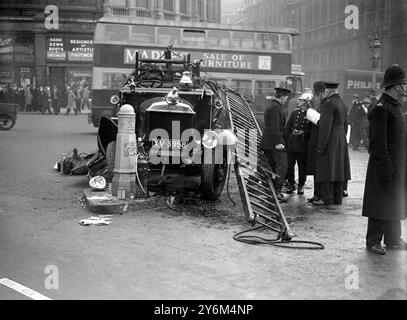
[369,37,382,91]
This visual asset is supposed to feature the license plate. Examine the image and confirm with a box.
[152,139,188,149]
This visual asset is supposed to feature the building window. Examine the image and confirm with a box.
[136,0,148,8]
[163,0,174,12]
[111,0,127,7]
[179,0,188,14]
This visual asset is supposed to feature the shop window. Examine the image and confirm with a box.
[158,28,180,46]
[130,25,154,43]
[182,29,205,47]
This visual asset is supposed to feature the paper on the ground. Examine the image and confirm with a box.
[79,216,112,226]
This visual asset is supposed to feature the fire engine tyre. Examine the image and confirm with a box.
[105,141,116,183]
[200,162,229,201]
[0,113,15,130]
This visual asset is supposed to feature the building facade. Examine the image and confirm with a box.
[239,0,407,103]
[104,0,221,23]
[0,0,103,92]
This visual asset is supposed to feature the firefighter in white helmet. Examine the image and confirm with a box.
[284,92,314,195]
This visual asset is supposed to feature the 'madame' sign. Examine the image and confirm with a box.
[124,48,272,71]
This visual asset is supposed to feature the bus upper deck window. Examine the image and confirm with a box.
[279,35,291,51]
[105,24,129,42]
[158,28,180,46]
[207,30,230,47]
[182,29,205,47]
[130,26,154,44]
[256,34,278,50]
[232,32,254,49]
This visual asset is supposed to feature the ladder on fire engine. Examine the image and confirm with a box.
[207,81,293,241]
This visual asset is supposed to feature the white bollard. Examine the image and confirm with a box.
[111,104,138,198]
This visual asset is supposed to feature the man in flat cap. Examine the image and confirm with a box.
[260,86,291,202]
[362,64,407,255]
[312,81,351,206]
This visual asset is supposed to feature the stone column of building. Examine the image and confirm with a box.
[191,0,200,21]
[174,0,181,21]
[201,0,207,22]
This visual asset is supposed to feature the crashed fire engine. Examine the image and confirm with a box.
[81,48,298,242]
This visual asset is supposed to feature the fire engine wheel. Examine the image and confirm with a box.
[0,114,15,130]
[105,141,116,183]
[200,162,229,201]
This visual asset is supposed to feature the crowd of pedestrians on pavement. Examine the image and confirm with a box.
[0,82,90,116]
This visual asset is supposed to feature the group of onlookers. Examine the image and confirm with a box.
[260,64,407,255]
[0,83,90,115]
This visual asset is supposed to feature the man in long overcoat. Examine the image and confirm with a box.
[260,87,291,202]
[313,81,351,205]
[362,64,407,255]
[306,81,325,203]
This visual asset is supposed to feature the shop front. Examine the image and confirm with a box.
[0,33,35,88]
[46,35,93,108]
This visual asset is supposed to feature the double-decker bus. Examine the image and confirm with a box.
[90,16,303,127]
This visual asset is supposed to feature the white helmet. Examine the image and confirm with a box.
[298,92,313,102]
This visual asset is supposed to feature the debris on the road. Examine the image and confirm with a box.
[79,216,112,226]
[77,195,88,208]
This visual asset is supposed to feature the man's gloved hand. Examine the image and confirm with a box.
[379,173,394,188]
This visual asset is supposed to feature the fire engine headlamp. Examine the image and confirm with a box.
[110,95,120,105]
[89,176,107,190]
[202,131,218,149]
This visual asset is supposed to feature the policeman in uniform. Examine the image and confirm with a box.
[362,64,407,255]
[285,92,313,195]
[313,81,351,205]
[260,86,291,202]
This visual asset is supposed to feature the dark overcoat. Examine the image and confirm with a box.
[315,94,351,182]
[260,98,286,150]
[306,123,319,175]
[362,93,406,221]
